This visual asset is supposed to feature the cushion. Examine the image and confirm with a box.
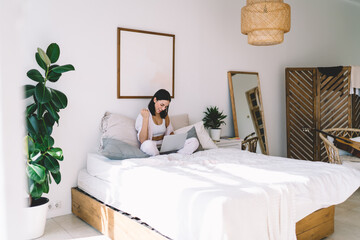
[185,126,203,151]
[327,136,360,156]
[99,138,149,160]
[175,121,217,149]
[170,114,189,130]
[100,112,139,147]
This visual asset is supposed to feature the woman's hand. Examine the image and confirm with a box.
[141,109,150,118]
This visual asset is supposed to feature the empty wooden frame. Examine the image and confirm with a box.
[117,27,175,98]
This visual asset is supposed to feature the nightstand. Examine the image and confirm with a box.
[215,138,242,149]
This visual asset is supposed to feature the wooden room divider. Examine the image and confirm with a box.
[286,66,360,161]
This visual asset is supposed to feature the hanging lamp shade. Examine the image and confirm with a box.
[241,0,291,46]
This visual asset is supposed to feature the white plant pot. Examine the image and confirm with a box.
[24,197,49,239]
[210,128,221,141]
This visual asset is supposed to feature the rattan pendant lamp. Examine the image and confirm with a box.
[241,0,291,46]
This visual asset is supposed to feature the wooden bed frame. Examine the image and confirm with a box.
[72,187,334,240]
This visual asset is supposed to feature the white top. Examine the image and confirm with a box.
[135,109,174,142]
[151,118,166,137]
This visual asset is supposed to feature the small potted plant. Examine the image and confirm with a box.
[202,106,227,141]
[24,43,74,239]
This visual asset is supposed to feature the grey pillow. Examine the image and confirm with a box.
[186,126,203,151]
[99,138,149,160]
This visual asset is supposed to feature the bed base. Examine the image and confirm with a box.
[71,187,334,240]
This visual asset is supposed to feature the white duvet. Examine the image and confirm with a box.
[80,148,360,240]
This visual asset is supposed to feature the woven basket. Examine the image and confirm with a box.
[241,0,291,46]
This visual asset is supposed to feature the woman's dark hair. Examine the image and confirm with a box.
[148,89,171,118]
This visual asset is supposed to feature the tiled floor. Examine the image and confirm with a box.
[39,188,360,240]
[324,187,360,240]
[37,214,108,240]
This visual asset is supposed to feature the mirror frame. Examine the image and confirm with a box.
[228,71,269,155]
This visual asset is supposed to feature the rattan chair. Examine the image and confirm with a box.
[319,128,360,165]
[241,136,258,153]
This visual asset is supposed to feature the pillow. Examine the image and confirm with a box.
[327,136,360,156]
[171,114,189,130]
[100,112,139,148]
[185,126,203,151]
[99,138,149,160]
[175,121,217,149]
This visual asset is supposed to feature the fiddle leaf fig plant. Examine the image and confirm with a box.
[202,106,227,129]
[24,43,74,203]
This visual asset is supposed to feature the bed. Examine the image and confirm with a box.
[72,112,360,240]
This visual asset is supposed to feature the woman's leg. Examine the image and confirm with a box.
[140,140,160,156]
[177,137,199,154]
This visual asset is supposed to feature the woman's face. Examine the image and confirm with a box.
[154,98,170,114]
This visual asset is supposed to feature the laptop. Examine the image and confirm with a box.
[159,133,187,154]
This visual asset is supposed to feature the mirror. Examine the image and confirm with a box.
[228,71,269,155]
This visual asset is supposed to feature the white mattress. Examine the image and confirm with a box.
[79,148,360,240]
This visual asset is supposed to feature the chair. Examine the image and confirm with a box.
[241,136,258,153]
[319,128,360,167]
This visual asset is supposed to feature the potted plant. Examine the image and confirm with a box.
[24,43,74,239]
[202,106,227,141]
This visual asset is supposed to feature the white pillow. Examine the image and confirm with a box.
[175,121,217,149]
[100,112,139,148]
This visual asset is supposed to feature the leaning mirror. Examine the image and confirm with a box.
[228,71,269,155]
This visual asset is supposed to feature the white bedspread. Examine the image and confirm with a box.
[81,148,360,240]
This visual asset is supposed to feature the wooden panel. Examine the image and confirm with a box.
[353,94,360,128]
[286,66,354,162]
[319,67,352,162]
[296,205,334,238]
[72,188,168,240]
[286,68,316,160]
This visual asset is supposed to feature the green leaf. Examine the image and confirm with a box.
[43,135,54,148]
[37,118,48,136]
[46,43,60,63]
[42,177,49,194]
[26,103,37,116]
[35,52,47,71]
[27,69,44,82]
[52,64,75,73]
[37,47,51,66]
[24,85,35,98]
[44,103,60,122]
[35,83,52,104]
[27,163,46,183]
[26,115,39,136]
[51,89,67,109]
[35,141,47,153]
[26,136,36,154]
[48,147,63,161]
[29,149,43,162]
[51,171,61,184]
[36,102,44,118]
[29,182,43,199]
[44,112,55,127]
[44,155,60,173]
[48,70,62,82]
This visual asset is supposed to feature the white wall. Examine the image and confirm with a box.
[0,0,27,239]
[17,0,360,218]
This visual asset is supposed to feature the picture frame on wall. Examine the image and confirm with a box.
[117,27,175,98]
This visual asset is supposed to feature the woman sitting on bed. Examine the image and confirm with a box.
[135,89,199,156]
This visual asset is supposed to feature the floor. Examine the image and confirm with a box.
[37,214,108,240]
[39,188,360,240]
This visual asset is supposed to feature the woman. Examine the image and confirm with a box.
[135,89,199,156]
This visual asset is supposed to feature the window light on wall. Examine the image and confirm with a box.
[241,0,291,46]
